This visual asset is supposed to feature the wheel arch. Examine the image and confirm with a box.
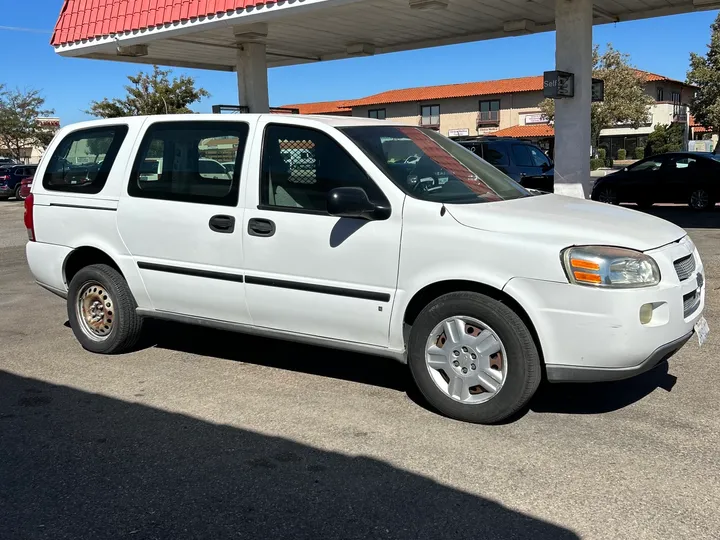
[402,279,544,364]
[63,246,124,287]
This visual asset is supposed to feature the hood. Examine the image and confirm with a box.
[446,194,686,251]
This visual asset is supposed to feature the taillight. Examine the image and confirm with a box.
[24,193,35,242]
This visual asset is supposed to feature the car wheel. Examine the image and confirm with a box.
[67,264,143,354]
[594,187,619,205]
[407,291,541,424]
[689,188,714,211]
[14,184,25,201]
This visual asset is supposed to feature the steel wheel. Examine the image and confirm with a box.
[596,187,618,205]
[690,189,710,210]
[75,281,115,341]
[425,316,507,404]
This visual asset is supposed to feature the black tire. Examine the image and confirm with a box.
[14,184,24,201]
[407,291,541,424]
[67,264,143,354]
[593,186,619,205]
[689,188,714,211]
[636,199,654,209]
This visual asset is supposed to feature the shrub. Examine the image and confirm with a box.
[635,147,644,160]
[590,158,603,171]
[605,156,614,168]
[597,148,607,161]
[617,148,627,160]
[645,123,684,156]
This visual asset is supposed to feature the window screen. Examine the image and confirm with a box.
[260,124,387,213]
[129,121,249,206]
[43,125,128,193]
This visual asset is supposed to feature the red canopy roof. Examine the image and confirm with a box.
[52,0,276,46]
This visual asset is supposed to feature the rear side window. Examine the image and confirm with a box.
[43,125,128,193]
[511,145,534,167]
[482,142,509,167]
[129,121,249,206]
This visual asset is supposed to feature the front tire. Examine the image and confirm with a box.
[408,292,541,424]
[594,186,619,205]
[67,264,143,354]
[689,188,714,211]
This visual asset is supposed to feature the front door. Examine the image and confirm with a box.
[242,120,403,347]
[117,119,252,324]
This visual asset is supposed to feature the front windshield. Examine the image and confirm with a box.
[341,126,531,204]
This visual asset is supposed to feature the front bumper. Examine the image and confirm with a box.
[504,237,704,382]
[545,330,693,382]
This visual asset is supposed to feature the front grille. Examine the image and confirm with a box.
[674,254,696,282]
[683,289,702,318]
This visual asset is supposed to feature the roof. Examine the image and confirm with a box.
[289,69,693,110]
[493,125,555,138]
[279,100,351,115]
[349,76,544,107]
[51,0,275,46]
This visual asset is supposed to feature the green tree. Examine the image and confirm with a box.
[88,65,210,118]
[644,123,685,156]
[540,44,654,152]
[0,85,55,161]
[687,13,720,136]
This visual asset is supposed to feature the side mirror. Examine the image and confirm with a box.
[327,187,390,221]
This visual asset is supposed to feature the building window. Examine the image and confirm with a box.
[656,87,664,101]
[671,92,682,115]
[420,105,440,128]
[478,100,500,124]
[368,109,386,120]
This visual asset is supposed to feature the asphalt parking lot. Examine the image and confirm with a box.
[1,200,719,539]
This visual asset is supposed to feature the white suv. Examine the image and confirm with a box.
[25,114,708,424]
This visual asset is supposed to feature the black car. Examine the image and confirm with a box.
[0,164,38,200]
[457,137,554,192]
[591,152,720,211]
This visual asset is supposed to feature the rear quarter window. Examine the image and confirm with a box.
[43,125,128,194]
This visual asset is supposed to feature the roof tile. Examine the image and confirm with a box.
[493,124,554,138]
[53,0,277,45]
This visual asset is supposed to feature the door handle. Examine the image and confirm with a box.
[248,218,276,237]
[209,215,236,233]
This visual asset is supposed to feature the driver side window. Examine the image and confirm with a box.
[630,157,664,172]
[260,124,386,213]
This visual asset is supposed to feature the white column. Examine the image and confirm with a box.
[235,24,269,113]
[554,0,592,198]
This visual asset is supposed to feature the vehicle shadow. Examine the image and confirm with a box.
[620,203,720,229]
[144,321,673,420]
[530,362,676,415]
[146,320,411,392]
[0,370,580,539]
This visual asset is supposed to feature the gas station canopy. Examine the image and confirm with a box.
[52,0,713,70]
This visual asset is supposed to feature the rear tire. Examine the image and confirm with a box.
[14,184,23,201]
[407,292,541,424]
[67,264,143,354]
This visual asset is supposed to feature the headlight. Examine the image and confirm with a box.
[562,246,660,288]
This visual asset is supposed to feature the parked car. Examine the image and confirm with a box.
[591,152,720,210]
[0,157,17,166]
[457,137,554,192]
[17,176,33,201]
[0,164,37,200]
[25,115,707,424]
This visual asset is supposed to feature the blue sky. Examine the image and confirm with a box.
[1,2,717,125]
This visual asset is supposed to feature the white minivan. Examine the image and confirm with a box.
[25,114,708,424]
